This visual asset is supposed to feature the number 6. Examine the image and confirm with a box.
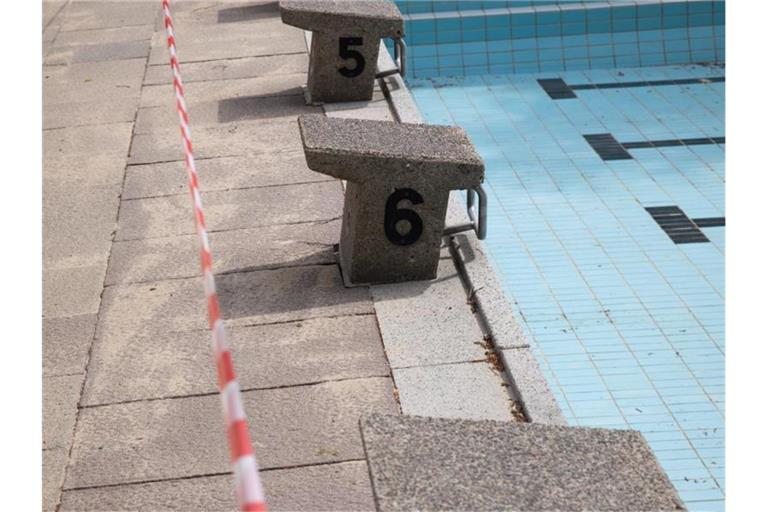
[384,188,424,246]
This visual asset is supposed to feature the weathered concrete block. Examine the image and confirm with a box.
[360,414,685,512]
[280,0,403,103]
[299,115,484,285]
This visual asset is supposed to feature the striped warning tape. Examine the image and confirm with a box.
[160,2,267,510]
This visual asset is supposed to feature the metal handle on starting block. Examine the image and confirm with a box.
[443,185,487,240]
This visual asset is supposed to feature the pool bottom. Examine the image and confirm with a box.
[409,64,724,511]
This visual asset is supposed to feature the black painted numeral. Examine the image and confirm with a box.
[338,37,365,78]
[384,188,424,246]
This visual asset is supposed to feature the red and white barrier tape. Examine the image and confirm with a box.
[161,2,266,510]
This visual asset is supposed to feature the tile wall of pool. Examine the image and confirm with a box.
[396,1,725,511]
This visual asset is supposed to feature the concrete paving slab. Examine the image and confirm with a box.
[43,448,69,512]
[43,314,96,377]
[106,219,339,284]
[43,59,146,104]
[96,265,374,341]
[83,314,388,405]
[43,155,127,187]
[393,362,513,422]
[143,53,308,85]
[60,460,375,511]
[54,24,155,46]
[43,97,139,130]
[360,413,684,511]
[134,94,319,133]
[43,182,120,268]
[59,1,159,32]
[147,20,306,65]
[43,1,67,29]
[43,373,85,450]
[122,153,329,200]
[45,39,151,65]
[66,378,396,488]
[44,122,134,158]
[139,72,306,108]
[371,252,486,368]
[127,118,304,164]
[43,265,107,318]
[115,180,342,241]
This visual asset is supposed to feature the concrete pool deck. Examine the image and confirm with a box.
[43,1,565,510]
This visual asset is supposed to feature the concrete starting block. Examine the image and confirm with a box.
[280,0,404,103]
[360,414,686,511]
[298,114,484,286]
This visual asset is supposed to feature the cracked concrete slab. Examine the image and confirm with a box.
[106,219,339,284]
[122,152,329,200]
[65,378,396,489]
[127,118,304,164]
[96,264,374,342]
[139,72,307,108]
[136,93,321,133]
[143,53,308,85]
[82,314,388,405]
[61,460,375,511]
[115,180,343,240]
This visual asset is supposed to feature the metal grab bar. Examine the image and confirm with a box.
[443,185,487,240]
[376,38,406,78]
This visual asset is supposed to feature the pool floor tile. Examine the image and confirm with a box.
[409,63,724,510]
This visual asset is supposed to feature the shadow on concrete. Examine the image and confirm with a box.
[217,1,280,23]
[217,261,373,321]
[217,92,319,123]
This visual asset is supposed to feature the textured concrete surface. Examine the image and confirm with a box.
[371,251,486,367]
[123,152,329,200]
[61,461,376,511]
[43,374,85,450]
[66,378,396,489]
[82,315,389,405]
[115,180,343,240]
[393,362,513,422]
[96,265,373,341]
[43,314,96,376]
[43,448,69,512]
[106,219,339,284]
[143,53,309,85]
[361,414,685,511]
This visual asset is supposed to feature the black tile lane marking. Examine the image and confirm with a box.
[537,78,577,99]
[583,133,633,160]
[646,206,710,244]
[692,217,725,228]
[539,76,725,99]
[584,134,725,161]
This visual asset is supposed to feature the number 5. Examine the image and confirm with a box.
[338,37,365,78]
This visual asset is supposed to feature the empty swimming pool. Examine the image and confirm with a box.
[395,1,725,510]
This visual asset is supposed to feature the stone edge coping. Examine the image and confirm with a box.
[375,41,567,426]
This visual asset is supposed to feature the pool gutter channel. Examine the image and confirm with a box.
[303,28,565,426]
